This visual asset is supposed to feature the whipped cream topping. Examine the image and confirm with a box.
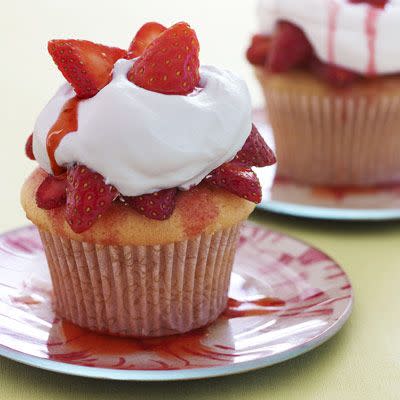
[33,59,252,196]
[257,0,400,75]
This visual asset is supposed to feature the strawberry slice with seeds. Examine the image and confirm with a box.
[246,34,271,66]
[36,174,67,210]
[126,188,177,220]
[128,22,200,95]
[128,22,166,59]
[25,133,35,160]
[65,165,118,233]
[206,163,262,203]
[234,124,276,167]
[48,40,127,98]
[310,58,358,87]
[268,21,313,73]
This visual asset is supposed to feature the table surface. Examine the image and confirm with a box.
[1,1,400,399]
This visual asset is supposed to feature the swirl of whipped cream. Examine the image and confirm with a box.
[33,59,252,196]
[257,0,400,75]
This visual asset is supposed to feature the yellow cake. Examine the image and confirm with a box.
[22,168,255,246]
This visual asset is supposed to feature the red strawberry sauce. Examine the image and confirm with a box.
[327,0,340,64]
[365,7,380,75]
[177,187,219,237]
[49,296,285,359]
[328,0,381,75]
[46,97,80,175]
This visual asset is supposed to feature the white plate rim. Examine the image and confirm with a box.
[258,199,400,221]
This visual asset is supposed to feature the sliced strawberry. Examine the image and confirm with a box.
[349,0,388,8]
[246,34,271,66]
[36,173,67,210]
[310,58,358,87]
[126,188,177,220]
[25,133,35,160]
[48,40,127,98]
[127,22,166,59]
[268,21,313,73]
[206,163,262,203]
[65,165,118,233]
[128,22,200,95]
[234,124,276,167]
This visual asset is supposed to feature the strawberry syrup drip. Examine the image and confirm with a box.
[275,175,400,201]
[365,7,380,75]
[177,187,219,237]
[46,97,80,175]
[47,296,286,364]
[313,186,361,201]
[311,184,400,201]
[223,297,285,318]
[327,0,340,64]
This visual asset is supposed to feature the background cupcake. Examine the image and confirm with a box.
[22,22,276,337]
[247,0,400,187]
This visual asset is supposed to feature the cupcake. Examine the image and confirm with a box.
[247,0,400,187]
[21,22,276,337]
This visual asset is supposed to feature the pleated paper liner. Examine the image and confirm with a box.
[256,68,400,186]
[39,223,241,337]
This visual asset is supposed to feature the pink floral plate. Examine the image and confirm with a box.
[0,223,352,380]
[255,109,400,220]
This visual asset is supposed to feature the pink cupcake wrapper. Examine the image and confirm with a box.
[262,85,400,186]
[39,223,241,337]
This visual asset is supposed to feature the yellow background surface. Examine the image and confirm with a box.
[1,1,399,398]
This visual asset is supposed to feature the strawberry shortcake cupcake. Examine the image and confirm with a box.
[247,0,400,187]
[21,22,276,337]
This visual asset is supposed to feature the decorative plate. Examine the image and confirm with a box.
[255,108,400,220]
[0,224,352,380]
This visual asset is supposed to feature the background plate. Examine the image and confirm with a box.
[0,224,352,380]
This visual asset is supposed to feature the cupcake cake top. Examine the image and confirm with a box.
[26,22,275,233]
[249,0,399,85]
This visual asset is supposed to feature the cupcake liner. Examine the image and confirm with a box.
[39,223,241,337]
[257,72,400,186]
